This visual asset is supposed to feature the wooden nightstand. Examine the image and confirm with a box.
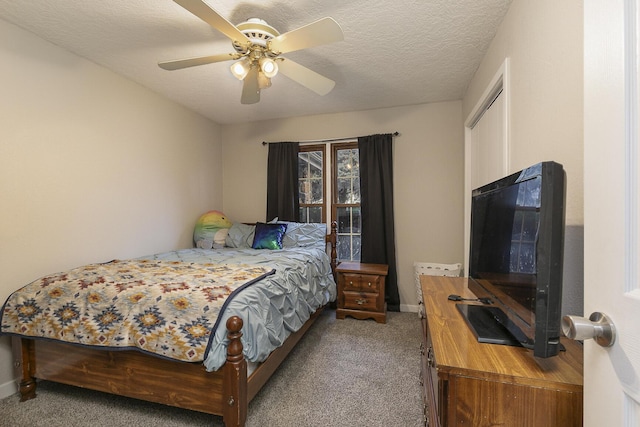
[335,262,388,323]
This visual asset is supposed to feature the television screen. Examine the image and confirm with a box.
[464,161,566,358]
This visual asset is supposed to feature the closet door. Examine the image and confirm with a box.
[468,89,506,189]
[464,72,508,274]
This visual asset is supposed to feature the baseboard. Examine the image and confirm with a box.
[400,304,419,313]
[0,378,17,399]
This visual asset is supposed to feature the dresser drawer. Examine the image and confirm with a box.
[422,317,442,427]
[343,291,379,311]
[342,273,381,292]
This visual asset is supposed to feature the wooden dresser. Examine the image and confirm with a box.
[336,262,388,323]
[420,275,583,427]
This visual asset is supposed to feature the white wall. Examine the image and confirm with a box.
[221,102,465,312]
[0,19,222,397]
[462,0,584,316]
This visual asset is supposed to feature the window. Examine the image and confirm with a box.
[333,143,361,261]
[297,142,361,262]
[298,145,325,223]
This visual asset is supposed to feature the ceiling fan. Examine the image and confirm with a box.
[159,0,344,104]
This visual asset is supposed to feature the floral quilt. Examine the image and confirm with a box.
[0,260,275,362]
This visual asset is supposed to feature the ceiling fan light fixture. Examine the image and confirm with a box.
[160,2,344,104]
[230,58,251,80]
[259,57,278,78]
[258,72,272,89]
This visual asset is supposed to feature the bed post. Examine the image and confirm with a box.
[14,337,37,401]
[223,316,247,427]
[328,221,338,277]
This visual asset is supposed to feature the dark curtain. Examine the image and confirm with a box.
[266,142,300,222]
[358,134,400,311]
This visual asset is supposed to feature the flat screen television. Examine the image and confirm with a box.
[461,161,566,358]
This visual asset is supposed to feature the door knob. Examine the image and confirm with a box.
[561,312,616,347]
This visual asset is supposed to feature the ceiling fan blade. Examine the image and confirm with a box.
[174,0,250,48]
[269,17,343,54]
[277,58,336,96]
[241,66,260,104]
[158,53,237,70]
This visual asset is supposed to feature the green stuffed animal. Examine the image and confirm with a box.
[193,210,232,249]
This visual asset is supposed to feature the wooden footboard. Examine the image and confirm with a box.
[14,316,246,425]
[14,306,326,427]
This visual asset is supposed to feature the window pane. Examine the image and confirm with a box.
[299,206,322,223]
[352,235,361,261]
[337,178,352,204]
[311,178,323,203]
[338,149,358,178]
[336,233,361,261]
[310,160,322,178]
[337,235,351,260]
[352,207,361,233]
[352,177,360,203]
[337,150,350,177]
[308,207,322,223]
[298,153,309,178]
[337,207,351,233]
[351,152,359,171]
[309,150,323,170]
[299,181,309,204]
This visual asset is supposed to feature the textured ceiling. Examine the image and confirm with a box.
[0,0,513,124]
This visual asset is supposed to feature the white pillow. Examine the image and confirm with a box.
[224,223,255,248]
[277,221,326,248]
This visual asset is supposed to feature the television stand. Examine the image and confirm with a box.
[420,275,583,427]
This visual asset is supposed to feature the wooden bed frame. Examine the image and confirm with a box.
[12,222,338,427]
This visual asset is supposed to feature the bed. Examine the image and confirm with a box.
[1,221,338,427]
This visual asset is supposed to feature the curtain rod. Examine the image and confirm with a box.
[261,131,400,146]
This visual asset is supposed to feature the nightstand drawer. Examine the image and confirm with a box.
[342,273,381,292]
[343,291,379,311]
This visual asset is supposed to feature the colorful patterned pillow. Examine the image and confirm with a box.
[251,223,288,250]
